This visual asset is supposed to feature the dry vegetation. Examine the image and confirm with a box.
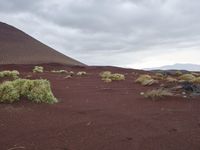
[0,70,19,79]
[33,66,44,73]
[144,88,173,100]
[51,70,68,74]
[77,71,87,76]
[100,71,125,82]
[135,74,158,86]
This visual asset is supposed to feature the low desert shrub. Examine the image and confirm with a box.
[166,76,178,83]
[0,70,20,79]
[0,79,57,104]
[33,66,44,73]
[77,71,87,76]
[179,74,196,82]
[135,74,158,86]
[100,71,125,82]
[100,71,112,79]
[153,73,165,80]
[144,89,173,100]
[192,77,200,83]
[51,70,68,74]
[103,78,112,83]
[110,73,125,81]
[175,71,183,76]
[0,81,20,103]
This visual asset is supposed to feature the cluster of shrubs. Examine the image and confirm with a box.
[100,71,125,83]
[179,74,200,83]
[135,74,158,86]
[33,66,44,73]
[0,79,57,104]
[0,70,20,79]
[136,71,200,100]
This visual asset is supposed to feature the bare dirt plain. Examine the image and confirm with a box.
[0,64,200,150]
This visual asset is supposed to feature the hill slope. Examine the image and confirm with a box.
[0,22,84,65]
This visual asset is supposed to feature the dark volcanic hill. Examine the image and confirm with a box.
[0,22,84,65]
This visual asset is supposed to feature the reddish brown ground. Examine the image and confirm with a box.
[0,64,200,150]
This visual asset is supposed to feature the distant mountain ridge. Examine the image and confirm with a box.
[144,63,200,71]
[0,22,85,66]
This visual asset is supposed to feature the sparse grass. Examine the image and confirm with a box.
[33,66,44,73]
[100,71,125,82]
[77,71,87,76]
[179,74,196,82]
[144,88,173,100]
[135,74,158,86]
[0,79,57,104]
[0,70,20,79]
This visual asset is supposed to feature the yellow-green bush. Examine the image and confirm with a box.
[179,74,196,82]
[100,71,125,82]
[193,77,200,83]
[175,71,183,76]
[0,70,19,79]
[33,66,44,73]
[100,71,112,79]
[144,89,173,100]
[135,74,158,86]
[153,73,164,80]
[0,79,57,104]
[110,73,125,81]
[0,81,20,103]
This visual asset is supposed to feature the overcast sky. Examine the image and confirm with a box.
[0,0,200,68]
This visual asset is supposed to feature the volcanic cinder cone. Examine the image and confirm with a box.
[0,22,84,65]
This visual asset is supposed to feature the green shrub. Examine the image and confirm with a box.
[100,71,125,82]
[0,79,57,104]
[77,71,87,76]
[179,74,196,82]
[110,73,125,81]
[135,74,158,86]
[0,81,20,103]
[100,71,112,79]
[0,70,20,79]
[33,66,44,73]
[144,89,173,100]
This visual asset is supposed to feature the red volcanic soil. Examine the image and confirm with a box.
[0,64,200,150]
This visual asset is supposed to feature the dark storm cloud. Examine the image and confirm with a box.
[0,0,200,67]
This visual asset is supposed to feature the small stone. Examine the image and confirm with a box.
[140,92,145,95]
[182,92,186,95]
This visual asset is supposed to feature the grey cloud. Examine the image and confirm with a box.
[0,0,200,67]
